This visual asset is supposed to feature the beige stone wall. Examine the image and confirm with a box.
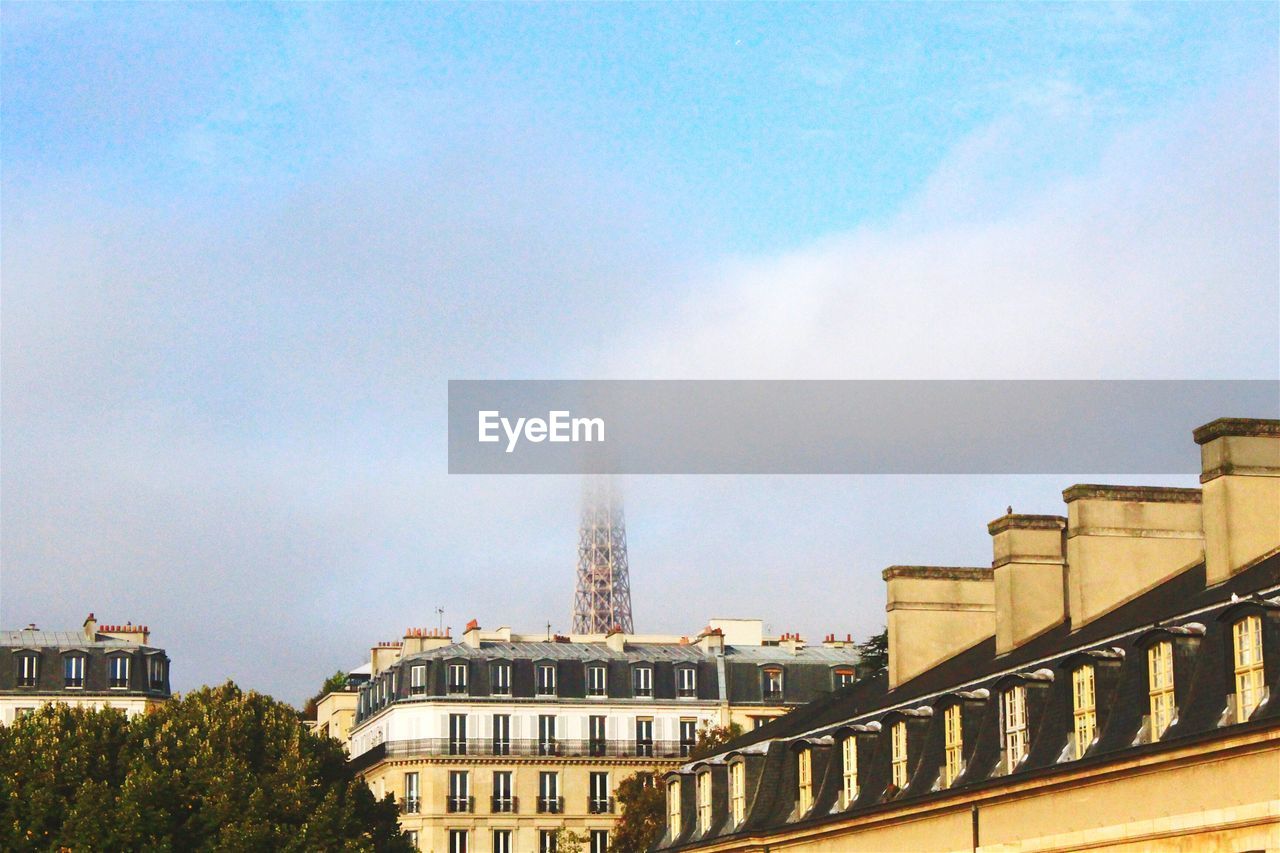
[989,516,1066,656]
[314,691,358,743]
[679,729,1279,853]
[1199,432,1280,585]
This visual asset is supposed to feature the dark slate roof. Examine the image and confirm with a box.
[660,552,1280,849]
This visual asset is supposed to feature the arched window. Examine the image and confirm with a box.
[1001,685,1027,772]
[668,778,682,836]
[729,762,746,824]
[890,721,909,789]
[696,770,712,832]
[840,736,857,806]
[796,747,813,813]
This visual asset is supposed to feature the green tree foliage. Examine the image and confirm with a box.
[609,772,666,853]
[856,627,889,677]
[0,683,411,852]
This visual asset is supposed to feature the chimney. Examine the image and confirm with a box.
[989,514,1067,655]
[1194,418,1280,585]
[606,625,626,653]
[464,619,482,648]
[697,627,725,655]
[779,633,804,655]
[96,621,150,645]
[369,641,403,676]
[82,612,97,642]
[883,566,995,690]
[1063,484,1203,627]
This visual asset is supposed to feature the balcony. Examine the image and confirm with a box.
[491,796,518,814]
[399,797,420,814]
[382,738,689,759]
[445,795,474,814]
[536,796,564,814]
[588,796,615,814]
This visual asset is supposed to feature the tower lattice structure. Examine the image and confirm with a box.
[571,479,635,634]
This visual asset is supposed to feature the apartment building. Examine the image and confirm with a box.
[657,417,1280,852]
[325,618,862,852]
[0,613,171,724]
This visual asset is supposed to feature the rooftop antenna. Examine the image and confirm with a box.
[436,607,445,633]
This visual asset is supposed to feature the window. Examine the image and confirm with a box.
[751,716,773,730]
[668,778,682,835]
[762,668,783,701]
[1234,615,1265,719]
[797,748,813,814]
[633,666,653,697]
[492,713,511,755]
[410,664,427,695]
[539,830,557,853]
[448,770,470,812]
[406,829,419,849]
[890,721,909,789]
[538,770,560,813]
[936,704,961,786]
[679,719,697,757]
[449,713,467,755]
[1148,641,1175,739]
[15,653,38,688]
[492,770,513,812]
[491,662,511,695]
[447,662,468,694]
[697,770,713,831]
[536,663,557,695]
[589,771,611,813]
[729,762,746,824]
[148,656,167,689]
[834,667,855,689]
[538,714,557,755]
[840,736,857,806]
[491,830,512,853]
[403,772,420,813]
[677,666,697,697]
[587,664,608,697]
[635,717,654,757]
[589,714,606,756]
[1002,685,1027,772]
[448,829,468,853]
[63,653,83,686]
[108,655,130,689]
[1072,664,1097,759]
[590,830,608,853]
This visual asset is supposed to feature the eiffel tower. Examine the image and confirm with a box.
[571,478,635,634]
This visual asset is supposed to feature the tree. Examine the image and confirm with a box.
[554,828,588,853]
[690,721,743,760]
[609,772,666,853]
[856,627,889,677]
[0,682,411,852]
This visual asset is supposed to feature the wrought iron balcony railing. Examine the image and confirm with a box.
[445,795,474,814]
[383,737,689,759]
[490,796,518,813]
[588,796,615,814]
[536,796,564,814]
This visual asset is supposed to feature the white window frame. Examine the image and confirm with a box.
[1234,615,1265,718]
[587,664,608,697]
[729,761,746,824]
[491,662,511,695]
[64,654,85,688]
[108,655,130,689]
[633,665,653,697]
[16,653,38,687]
[697,769,713,831]
[1002,685,1027,772]
[677,666,697,697]
[797,747,813,814]
[409,664,427,694]
[943,704,963,787]
[841,736,857,806]
[890,721,909,789]
[1148,641,1175,739]
[668,778,682,835]
[536,663,557,696]
[1072,664,1096,759]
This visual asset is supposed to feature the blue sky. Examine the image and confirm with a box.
[3,3,1277,702]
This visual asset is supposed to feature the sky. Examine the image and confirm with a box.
[2,3,1277,704]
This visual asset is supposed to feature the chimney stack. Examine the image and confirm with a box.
[1194,418,1280,585]
[883,566,995,689]
[1063,484,1203,627]
[464,619,482,648]
[989,514,1067,655]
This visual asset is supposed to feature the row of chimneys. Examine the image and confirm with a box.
[81,613,150,644]
[884,418,1280,689]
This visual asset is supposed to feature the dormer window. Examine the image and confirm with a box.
[536,663,557,696]
[1072,664,1097,758]
[696,770,712,832]
[1147,641,1175,740]
[147,656,167,690]
[833,666,855,689]
[762,668,783,702]
[840,736,857,806]
[490,662,511,695]
[632,665,653,698]
[108,655,130,689]
[942,705,963,786]
[796,747,813,814]
[447,662,468,694]
[15,653,38,688]
[587,664,608,697]
[64,654,85,688]
[410,664,427,695]
[677,666,697,698]
[668,778,682,836]
[729,762,746,824]
[1001,685,1027,772]
[1233,615,1265,719]
[890,721,909,789]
